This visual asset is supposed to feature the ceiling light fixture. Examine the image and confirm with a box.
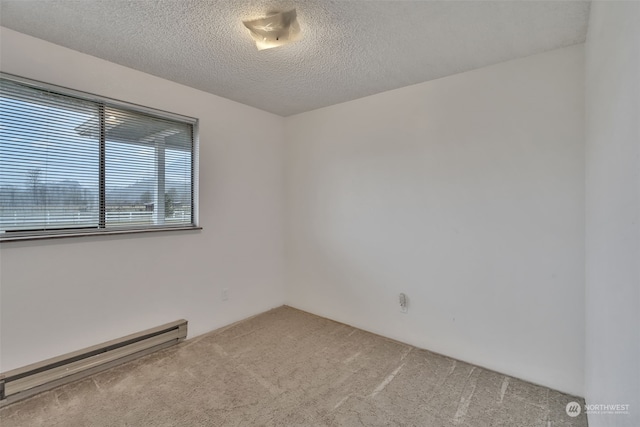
[243,9,300,51]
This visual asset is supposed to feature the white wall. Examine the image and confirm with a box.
[585,2,640,426]
[285,45,586,395]
[0,28,286,372]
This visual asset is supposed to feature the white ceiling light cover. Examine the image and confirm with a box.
[243,9,300,51]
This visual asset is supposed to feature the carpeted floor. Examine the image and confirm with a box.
[0,306,587,426]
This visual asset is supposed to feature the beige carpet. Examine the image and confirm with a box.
[0,306,587,426]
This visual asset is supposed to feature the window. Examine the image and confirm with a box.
[0,74,198,241]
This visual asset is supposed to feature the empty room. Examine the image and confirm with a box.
[0,1,638,426]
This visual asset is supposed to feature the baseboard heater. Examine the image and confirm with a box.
[0,319,187,407]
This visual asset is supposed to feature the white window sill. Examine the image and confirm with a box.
[0,226,203,242]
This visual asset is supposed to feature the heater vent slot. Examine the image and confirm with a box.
[0,319,187,406]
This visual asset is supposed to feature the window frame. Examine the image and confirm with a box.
[0,73,200,242]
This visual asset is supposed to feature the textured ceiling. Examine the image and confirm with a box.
[0,1,590,116]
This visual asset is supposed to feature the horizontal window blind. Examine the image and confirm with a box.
[0,75,196,239]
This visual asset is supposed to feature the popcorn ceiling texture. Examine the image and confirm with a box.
[0,1,589,116]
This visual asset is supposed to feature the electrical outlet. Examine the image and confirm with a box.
[399,293,408,314]
[222,288,229,301]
